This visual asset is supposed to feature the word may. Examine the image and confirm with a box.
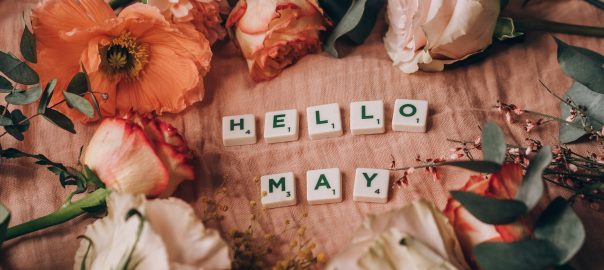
[260,168,390,209]
[222,99,429,146]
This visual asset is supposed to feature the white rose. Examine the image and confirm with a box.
[384,0,500,73]
[326,200,469,270]
[74,193,231,270]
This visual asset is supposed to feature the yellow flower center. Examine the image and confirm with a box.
[100,32,148,78]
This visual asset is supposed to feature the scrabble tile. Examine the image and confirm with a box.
[306,168,342,205]
[353,168,390,203]
[392,99,428,133]
[222,114,256,146]
[264,109,299,144]
[260,172,297,208]
[350,100,385,135]
[306,103,343,140]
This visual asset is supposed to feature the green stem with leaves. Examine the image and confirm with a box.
[4,188,110,241]
[514,18,604,37]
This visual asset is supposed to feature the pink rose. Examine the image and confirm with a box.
[147,0,230,44]
[444,164,534,268]
[384,0,500,73]
[84,113,194,197]
[226,0,328,81]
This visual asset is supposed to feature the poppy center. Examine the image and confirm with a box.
[100,32,148,78]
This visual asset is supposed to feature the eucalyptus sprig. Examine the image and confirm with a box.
[0,22,103,142]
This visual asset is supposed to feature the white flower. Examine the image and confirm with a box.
[384,0,500,73]
[326,200,469,270]
[74,193,231,270]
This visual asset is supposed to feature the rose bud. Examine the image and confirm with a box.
[384,0,500,73]
[226,0,328,81]
[444,164,535,268]
[84,113,194,197]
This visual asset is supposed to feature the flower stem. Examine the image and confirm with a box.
[514,18,604,37]
[4,188,110,241]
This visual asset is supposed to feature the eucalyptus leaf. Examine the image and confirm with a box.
[64,92,94,117]
[555,37,604,94]
[534,197,585,264]
[0,114,12,126]
[67,72,89,94]
[5,84,42,105]
[38,79,57,114]
[4,109,29,141]
[481,122,506,164]
[323,0,385,57]
[450,191,528,225]
[0,76,12,92]
[560,82,604,143]
[475,240,560,270]
[494,17,524,41]
[0,51,39,85]
[515,146,552,210]
[0,203,10,247]
[442,160,502,173]
[43,108,76,134]
[20,25,36,63]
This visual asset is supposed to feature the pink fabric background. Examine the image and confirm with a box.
[1,0,603,269]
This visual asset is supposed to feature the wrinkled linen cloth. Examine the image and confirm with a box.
[1,0,603,269]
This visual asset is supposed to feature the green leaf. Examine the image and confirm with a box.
[481,122,506,165]
[323,0,385,57]
[475,240,560,270]
[37,79,57,114]
[0,51,39,85]
[0,203,10,247]
[560,82,604,143]
[450,191,528,224]
[0,114,12,126]
[555,37,604,94]
[5,84,43,105]
[500,0,510,9]
[43,108,76,134]
[67,72,89,94]
[534,197,585,264]
[83,166,105,189]
[0,76,12,93]
[20,24,36,63]
[4,109,29,141]
[494,17,524,41]
[64,92,94,117]
[442,160,502,173]
[515,146,552,210]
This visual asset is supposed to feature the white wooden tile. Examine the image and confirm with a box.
[260,172,297,208]
[353,168,389,203]
[306,103,343,140]
[392,99,428,133]
[306,168,342,205]
[222,114,256,146]
[264,109,299,144]
[350,100,385,135]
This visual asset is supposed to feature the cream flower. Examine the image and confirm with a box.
[74,193,231,270]
[326,200,469,270]
[384,0,500,73]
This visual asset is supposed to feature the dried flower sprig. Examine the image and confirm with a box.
[200,177,327,270]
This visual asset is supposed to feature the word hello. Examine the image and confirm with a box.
[222,99,429,146]
[261,168,390,209]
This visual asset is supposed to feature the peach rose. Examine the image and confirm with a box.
[226,0,328,81]
[147,0,230,44]
[384,0,500,73]
[84,113,194,197]
[444,163,533,268]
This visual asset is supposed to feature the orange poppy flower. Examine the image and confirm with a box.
[31,0,212,122]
